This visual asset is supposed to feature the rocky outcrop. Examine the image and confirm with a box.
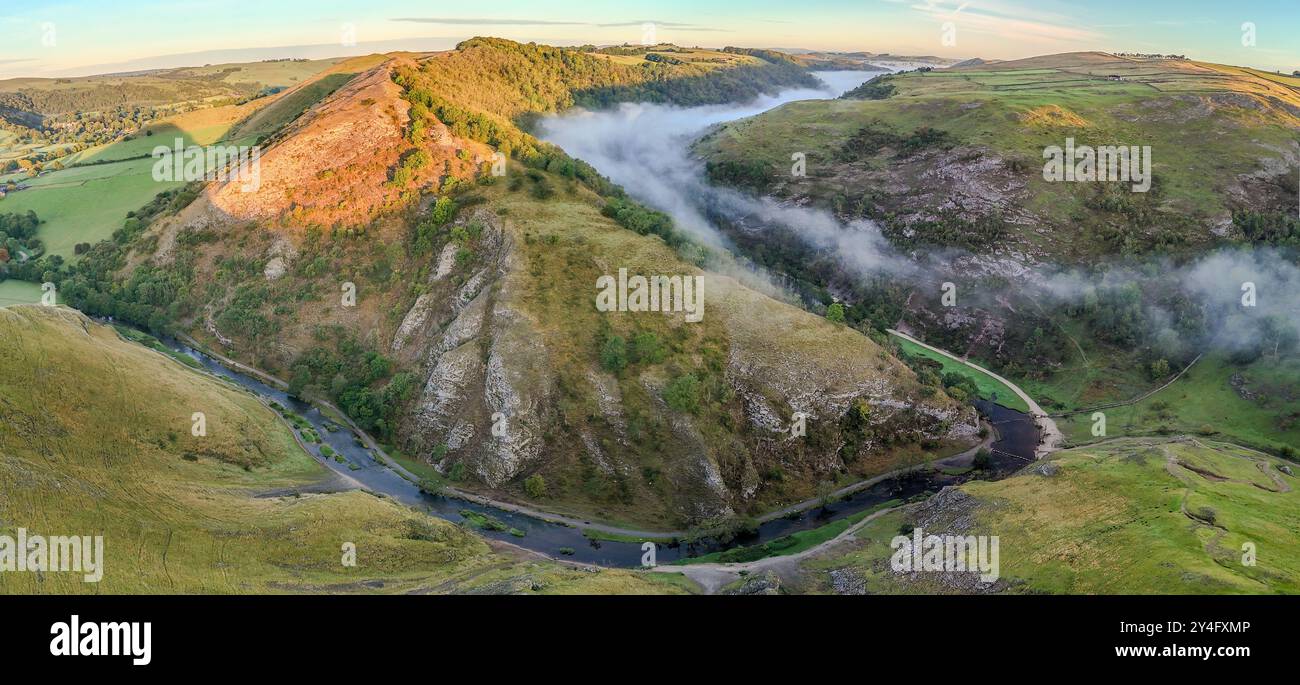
[722,571,783,595]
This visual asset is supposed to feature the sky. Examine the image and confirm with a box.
[1,0,1297,78]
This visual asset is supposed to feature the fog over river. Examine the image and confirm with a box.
[539,70,913,284]
[540,70,1300,356]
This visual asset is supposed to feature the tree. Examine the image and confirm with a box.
[816,480,836,509]
[826,302,846,324]
[663,373,701,413]
[287,366,311,399]
[1148,358,1170,380]
[429,196,457,225]
[973,448,992,470]
[1260,315,1299,360]
[628,332,665,364]
[524,475,546,498]
[599,335,628,373]
[448,462,466,482]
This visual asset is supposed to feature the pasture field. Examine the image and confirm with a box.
[891,334,1031,412]
[804,438,1300,594]
[169,58,345,89]
[1055,354,1300,454]
[0,279,43,307]
[0,155,181,258]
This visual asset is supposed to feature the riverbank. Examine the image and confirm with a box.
[112,327,1030,568]
[888,329,1063,459]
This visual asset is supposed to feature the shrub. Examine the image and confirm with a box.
[663,373,702,413]
[628,332,665,364]
[826,303,846,324]
[448,462,466,482]
[524,474,546,498]
[599,335,628,374]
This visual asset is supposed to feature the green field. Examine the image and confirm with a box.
[1056,354,1300,454]
[891,334,1031,412]
[0,155,182,258]
[0,279,43,307]
[807,438,1300,593]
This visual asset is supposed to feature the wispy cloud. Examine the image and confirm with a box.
[391,17,728,32]
[392,18,586,26]
[885,0,1101,46]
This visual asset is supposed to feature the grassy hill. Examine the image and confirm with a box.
[0,56,384,260]
[29,39,978,528]
[804,437,1300,594]
[0,304,686,594]
[696,52,1299,261]
[693,51,1300,455]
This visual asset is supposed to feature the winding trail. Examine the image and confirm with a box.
[661,505,901,594]
[888,329,1063,459]
[1050,353,1204,418]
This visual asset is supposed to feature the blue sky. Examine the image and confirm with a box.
[1,0,1297,78]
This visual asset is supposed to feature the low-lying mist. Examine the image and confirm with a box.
[539,71,1300,361]
[539,71,911,284]
[1037,248,1300,360]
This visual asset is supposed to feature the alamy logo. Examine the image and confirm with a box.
[596,268,704,323]
[152,139,262,192]
[50,615,151,666]
[890,527,1000,583]
[0,528,103,582]
[1043,137,1151,192]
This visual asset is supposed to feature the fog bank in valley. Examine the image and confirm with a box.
[540,71,1300,357]
[539,71,911,285]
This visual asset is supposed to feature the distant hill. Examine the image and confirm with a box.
[698,51,1300,261]
[0,58,345,169]
[949,57,995,68]
[769,48,960,65]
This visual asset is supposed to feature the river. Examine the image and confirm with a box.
[157,71,1040,569]
[158,335,1037,568]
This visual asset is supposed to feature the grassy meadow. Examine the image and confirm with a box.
[806,438,1300,594]
[0,279,43,307]
[1055,354,1300,454]
[891,334,1031,412]
[1,155,183,258]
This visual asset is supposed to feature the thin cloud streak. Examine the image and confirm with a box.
[391,17,728,32]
